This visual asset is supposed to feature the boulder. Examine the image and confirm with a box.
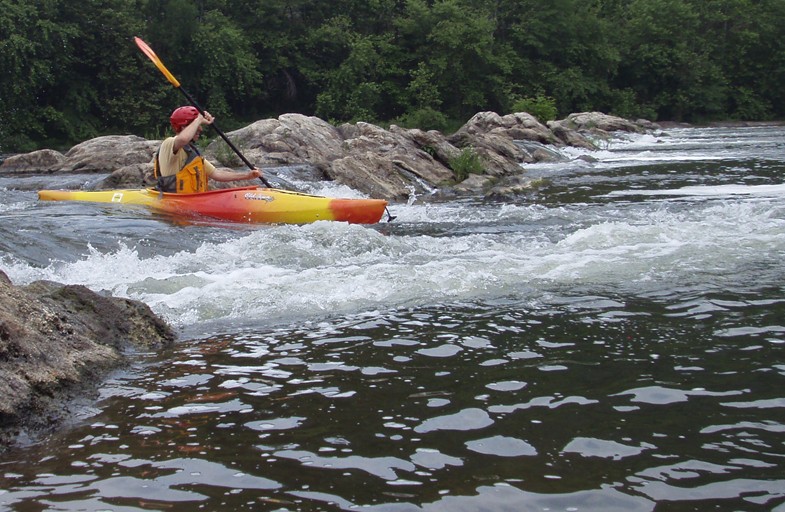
[451,111,559,145]
[389,126,462,167]
[485,175,549,201]
[449,130,532,176]
[97,162,157,189]
[329,153,413,201]
[62,135,159,173]
[340,122,454,185]
[0,149,66,174]
[209,114,346,168]
[0,270,175,449]
[549,111,656,134]
[549,124,599,150]
[453,173,495,195]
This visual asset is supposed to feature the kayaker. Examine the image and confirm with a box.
[154,106,262,193]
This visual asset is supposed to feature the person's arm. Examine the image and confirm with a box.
[209,167,263,183]
[173,112,214,152]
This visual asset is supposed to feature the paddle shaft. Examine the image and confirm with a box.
[134,37,272,188]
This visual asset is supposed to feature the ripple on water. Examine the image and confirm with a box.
[466,435,538,457]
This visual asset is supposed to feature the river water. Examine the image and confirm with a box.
[1,125,784,511]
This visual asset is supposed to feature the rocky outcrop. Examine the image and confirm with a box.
[0,270,175,449]
[548,111,652,136]
[0,112,659,201]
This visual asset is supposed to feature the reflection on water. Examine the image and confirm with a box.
[2,296,784,510]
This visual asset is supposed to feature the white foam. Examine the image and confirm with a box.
[4,194,783,333]
[607,184,785,198]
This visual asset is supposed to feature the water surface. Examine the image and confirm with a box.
[1,125,784,510]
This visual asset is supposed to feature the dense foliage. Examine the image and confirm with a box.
[2,0,783,151]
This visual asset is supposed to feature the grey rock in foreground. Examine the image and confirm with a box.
[0,270,175,450]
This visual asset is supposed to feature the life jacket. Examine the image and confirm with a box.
[153,143,208,193]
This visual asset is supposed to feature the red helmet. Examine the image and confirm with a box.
[169,106,200,132]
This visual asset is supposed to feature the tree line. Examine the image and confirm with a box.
[1,0,783,152]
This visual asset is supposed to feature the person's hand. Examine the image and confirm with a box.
[201,111,215,125]
[247,167,262,180]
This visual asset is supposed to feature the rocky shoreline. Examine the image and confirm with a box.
[0,111,659,201]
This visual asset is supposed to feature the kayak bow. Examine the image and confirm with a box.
[38,186,389,225]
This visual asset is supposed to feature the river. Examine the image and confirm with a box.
[1,125,784,511]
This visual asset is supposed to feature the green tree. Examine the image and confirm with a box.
[189,10,264,123]
[501,0,620,117]
[613,0,727,121]
[3,0,784,151]
[0,0,78,150]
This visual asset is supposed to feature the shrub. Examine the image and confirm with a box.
[511,95,558,123]
[394,107,449,132]
[449,147,484,181]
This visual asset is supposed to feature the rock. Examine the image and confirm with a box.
[341,122,454,185]
[549,111,653,134]
[453,173,495,195]
[485,175,549,201]
[62,135,159,173]
[451,111,558,145]
[217,116,457,200]
[3,110,660,202]
[389,126,462,167]
[549,124,598,150]
[210,114,346,168]
[0,149,66,174]
[97,162,157,189]
[330,153,413,201]
[0,270,175,449]
[449,130,532,176]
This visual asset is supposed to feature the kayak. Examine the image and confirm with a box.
[37,186,389,225]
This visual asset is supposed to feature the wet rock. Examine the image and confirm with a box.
[389,125,462,168]
[453,173,496,195]
[485,175,549,201]
[339,122,454,185]
[215,116,457,200]
[0,270,175,450]
[549,124,599,150]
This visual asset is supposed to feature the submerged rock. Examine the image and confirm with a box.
[0,270,175,450]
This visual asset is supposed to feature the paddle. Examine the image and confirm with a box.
[134,36,273,188]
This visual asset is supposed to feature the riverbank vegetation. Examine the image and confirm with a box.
[1,0,783,152]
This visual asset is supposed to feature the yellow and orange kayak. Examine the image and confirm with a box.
[38,186,388,225]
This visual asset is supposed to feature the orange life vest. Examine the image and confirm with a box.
[154,143,208,193]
